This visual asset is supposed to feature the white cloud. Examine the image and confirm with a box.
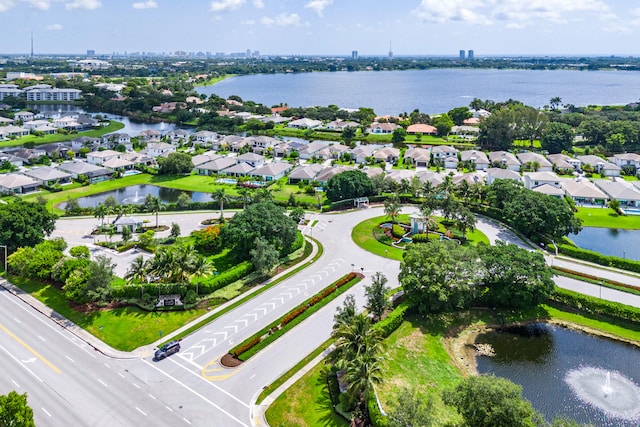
[413,0,490,24]
[304,0,332,17]
[260,12,300,26]
[241,19,256,25]
[0,0,15,12]
[45,23,63,31]
[493,0,612,24]
[209,0,244,13]
[132,0,157,9]
[24,0,51,10]
[65,0,101,10]
[252,0,263,8]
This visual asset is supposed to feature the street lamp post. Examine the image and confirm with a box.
[599,280,603,299]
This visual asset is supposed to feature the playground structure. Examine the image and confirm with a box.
[380,212,460,248]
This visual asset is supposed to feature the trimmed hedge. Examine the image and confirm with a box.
[368,391,388,427]
[373,302,411,338]
[229,272,361,361]
[554,243,640,274]
[391,224,405,239]
[550,287,640,323]
[552,266,640,293]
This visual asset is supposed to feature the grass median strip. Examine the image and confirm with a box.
[159,236,323,347]
[552,266,640,296]
[228,272,363,363]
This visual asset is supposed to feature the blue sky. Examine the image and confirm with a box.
[2,0,640,56]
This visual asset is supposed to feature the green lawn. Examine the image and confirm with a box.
[0,121,125,148]
[351,214,489,261]
[575,207,640,229]
[266,362,349,427]
[9,275,207,351]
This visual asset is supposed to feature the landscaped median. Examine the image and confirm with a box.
[222,272,363,366]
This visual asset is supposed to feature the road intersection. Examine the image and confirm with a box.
[2,206,640,426]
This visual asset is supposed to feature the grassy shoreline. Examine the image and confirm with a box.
[576,206,640,229]
[193,74,235,87]
[0,120,125,149]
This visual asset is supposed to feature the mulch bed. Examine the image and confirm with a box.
[220,353,242,368]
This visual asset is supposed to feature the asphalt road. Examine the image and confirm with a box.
[6,205,640,426]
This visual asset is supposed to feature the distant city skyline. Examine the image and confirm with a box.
[2,0,640,56]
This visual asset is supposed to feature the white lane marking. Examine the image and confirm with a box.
[104,363,110,368]
[42,408,51,417]
[141,359,248,426]
[118,373,125,378]
[182,417,192,425]
[164,405,173,412]
[38,336,45,341]
[21,358,36,364]
[249,374,256,380]
[148,393,156,400]
[12,380,20,388]
[135,407,147,416]
[133,383,141,389]
[65,355,74,362]
[169,358,249,408]
[0,343,43,383]
[14,317,21,324]
[97,379,108,387]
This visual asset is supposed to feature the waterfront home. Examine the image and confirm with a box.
[517,152,553,172]
[560,178,608,206]
[34,124,58,135]
[249,162,293,181]
[367,122,397,134]
[351,144,378,164]
[406,123,437,135]
[324,120,359,131]
[40,143,71,159]
[11,147,46,164]
[0,117,14,126]
[0,152,24,168]
[0,173,39,194]
[373,147,401,163]
[0,125,29,139]
[299,141,328,160]
[195,157,237,176]
[221,162,255,177]
[13,111,34,122]
[193,130,218,145]
[56,161,112,181]
[146,142,176,158]
[53,116,82,131]
[23,119,51,131]
[576,155,621,177]
[459,150,489,171]
[486,168,521,185]
[523,171,561,190]
[451,125,479,138]
[404,147,431,168]
[138,129,162,141]
[192,151,221,168]
[23,166,72,186]
[87,150,122,166]
[248,136,279,155]
[273,141,306,158]
[488,151,521,171]
[288,118,322,129]
[593,179,640,207]
[288,164,325,184]
[236,152,265,168]
[71,136,100,152]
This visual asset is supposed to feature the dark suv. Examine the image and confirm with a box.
[154,341,180,360]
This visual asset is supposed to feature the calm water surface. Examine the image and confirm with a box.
[64,184,213,208]
[570,227,640,261]
[196,69,640,115]
[476,325,640,426]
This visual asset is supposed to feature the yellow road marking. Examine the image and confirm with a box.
[201,359,240,381]
[0,323,61,374]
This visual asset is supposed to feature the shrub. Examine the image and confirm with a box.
[231,335,262,358]
[555,243,640,274]
[392,224,405,239]
[550,287,640,323]
[373,302,410,338]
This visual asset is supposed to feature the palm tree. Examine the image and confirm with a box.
[237,187,253,209]
[144,195,164,228]
[212,189,229,219]
[399,179,411,198]
[420,205,439,238]
[125,255,149,284]
[94,203,108,228]
[189,255,216,295]
[456,179,472,205]
[344,349,385,413]
[383,195,401,224]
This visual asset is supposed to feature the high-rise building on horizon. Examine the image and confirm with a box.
[459,50,465,60]
[388,41,393,60]
[352,50,358,60]
[87,49,95,57]
[468,49,474,59]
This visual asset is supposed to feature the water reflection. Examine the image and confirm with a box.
[62,184,213,208]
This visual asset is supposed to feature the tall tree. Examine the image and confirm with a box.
[249,237,280,277]
[386,388,435,427]
[212,189,229,219]
[447,106,472,126]
[326,170,375,202]
[143,195,164,228]
[0,201,57,254]
[0,391,35,427]
[364,272,390,322]
[540,122,574,154]
[383,195,402,224]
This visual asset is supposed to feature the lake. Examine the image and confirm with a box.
[62,184,213,208]
[570,227,640,261]
[476,324,640,426]
[196,69,640,115]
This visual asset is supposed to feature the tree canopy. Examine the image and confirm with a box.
[0,201,57,253]
[0,391,35,427]
[325,170,376,202]
[541,121,574,154]
[158,152,193,175]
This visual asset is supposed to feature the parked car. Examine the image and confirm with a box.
[154,341,181,360]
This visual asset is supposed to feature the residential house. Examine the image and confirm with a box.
[249,136,279,155]
[87,150,122,166]
[386,169,416,184]
[0,117,14,126]
[298,141,328,160]
[166,129,191,144]
[221,162,255,177]
[230,139,251,153]
[373,147,400,163]
[11,147,46,164]
[192,152,221,168]
[611,153,640,173]
[193,130,218,145]
[273,141,306,158]
[451,125,479,139]
[146,142,176,158]
[594,179,640,207]
[56,161,112,181]
[416,170,444,187]
[560,178,608,206]
[195,157,237,176]
[71,136,100,152]
[0,152,24,167]
[23,166,72,186]
[33,124,58,135]
[0,173,39,194]
[13,111,34,122]
[404,147,431,168]
[152,102,185,113]
[288,164,325,184]
[288,118,322,129]
[488,151,521,171]
[406,123,437,135]
[459,150,489,171]
[363,167,385,180]
[324,120,359,131]
[523,171,561,191]
[532,183,565,198]
[326,144,349,159]
[431,146,459,169]
[40,143,71,159]
[517,152,553,172]
[102,157,135,172]
[367,122,397,134]
[351,145,378,164]
[121,152,154,167]
[0,125,29,139]
[236,152,265,168]
[138,129,162,141]
[102,133,131,150]
[576,155,621,177]
[75,115,99,129]
[315,166,354,184]
[23,119,51,131]
[249,162,293,182]
[547,153,581,173]
[486,168,521,185]
[453,173,481,186]
[52,116,81,131]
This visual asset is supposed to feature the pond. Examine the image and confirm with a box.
[63,184,213,208]
[476,324,640,426]
[570,227,640,261]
